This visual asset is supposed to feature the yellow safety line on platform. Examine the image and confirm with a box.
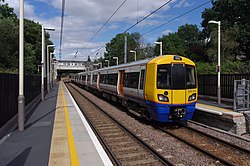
[61,82,80,166]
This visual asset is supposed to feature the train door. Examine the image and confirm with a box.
[118,70,124,96]
[97,73,100,90]
[171,63,186,105]
[138,66,146,103]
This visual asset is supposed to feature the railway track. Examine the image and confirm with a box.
[158,124,250,166]
[66,83,173,166]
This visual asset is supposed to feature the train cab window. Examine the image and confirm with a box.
[186,65,196,89]
[172,64,186,90]
[124,72,140,89]
[139,70,145,90]
[157,64,171,89]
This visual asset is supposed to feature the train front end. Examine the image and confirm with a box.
[144,55,197,122]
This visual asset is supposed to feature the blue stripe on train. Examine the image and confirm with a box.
[145,101,196,122]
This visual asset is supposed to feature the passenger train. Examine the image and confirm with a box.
[71,55,197,122]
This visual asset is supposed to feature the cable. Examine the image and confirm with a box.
[124,0,172,33]
[80,0,127,52]
[86,0,173,59]
[142,0,211,36]
[59,0,66,58]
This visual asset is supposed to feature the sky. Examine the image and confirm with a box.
[2,0,212,61]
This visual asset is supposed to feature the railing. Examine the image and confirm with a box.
[0,74,42,128]
[198,74,250,99]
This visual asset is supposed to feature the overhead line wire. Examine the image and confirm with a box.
[124,0,172,33]
[88,0,173,59]
[86,0,209,60]
[80,0,127,52]
[142,0,211,36]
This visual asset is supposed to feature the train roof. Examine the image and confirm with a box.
[148,55,195,66]
[76,55,195,75]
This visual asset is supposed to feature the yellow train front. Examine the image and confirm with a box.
[145,55,197,122]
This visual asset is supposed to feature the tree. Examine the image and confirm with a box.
[104,32,142,65]
[0,2,54,74]
[0,18,19,70]
[201,0,250,59]
[155,24,206,61]
[0,2,16,19]
[156,33,188,57]
[87,55,91,62]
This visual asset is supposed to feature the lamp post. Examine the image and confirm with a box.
[105,60,109,67]
[50,52,56,88]
[47,45,55,92]
[208,20,221,104]
[130,50,136,61]
[113,57,119,65]
[51,57,57,87]
[18,0,25,131]
[41,26,55,101]
[154,41,162,56]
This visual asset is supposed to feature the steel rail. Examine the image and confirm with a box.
[157,124,250,166]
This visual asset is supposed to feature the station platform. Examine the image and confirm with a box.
[0,82,112,166]
[195,99,248,135]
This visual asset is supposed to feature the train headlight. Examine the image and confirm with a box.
[158,94,169,102]
[188,93,196,101]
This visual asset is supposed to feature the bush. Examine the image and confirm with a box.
[196,60,250,74]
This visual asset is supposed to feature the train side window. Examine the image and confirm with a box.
[107,74,118,85]
[100,74,105,84]
[124,72,140,89]
[93,75,97,82]
[82,75,86,80]
[139,70,145,90]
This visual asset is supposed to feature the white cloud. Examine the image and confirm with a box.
[174,0,192,8]
[3,0,37,18]
[3,0,179,60]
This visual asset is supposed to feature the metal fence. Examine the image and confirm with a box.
[0,73,42,128]
[198,74,250,99]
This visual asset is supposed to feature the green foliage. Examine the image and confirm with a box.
[196,60,250,74]
[155,24,206,61]
[0,18,19,69]
[0,2,16,19]
[104,32,142,65]
[202,0,250,60]
[0,3,53,74]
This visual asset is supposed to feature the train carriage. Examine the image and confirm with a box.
[71,55,197,122]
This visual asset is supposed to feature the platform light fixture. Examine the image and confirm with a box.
[113,57,119,65]
[41,26,55,101]
[208,20,221,104]
[50,52,56,88]
[47,45,55,92]
[154,41,162,56]
[105,60,109,67]
[129,50,136,61]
